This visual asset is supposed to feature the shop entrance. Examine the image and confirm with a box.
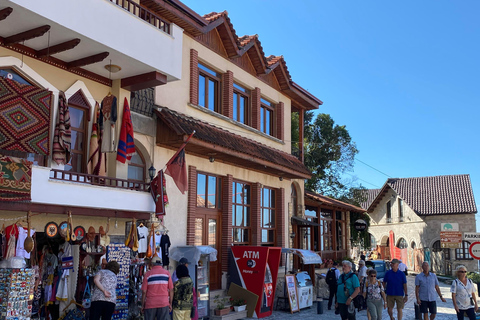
[194,212,221,290]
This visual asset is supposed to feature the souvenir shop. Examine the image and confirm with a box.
[0,209,174,320]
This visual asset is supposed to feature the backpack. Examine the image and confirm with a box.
[326,268,337,286]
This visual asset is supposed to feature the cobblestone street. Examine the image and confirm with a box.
[257,276,463,320]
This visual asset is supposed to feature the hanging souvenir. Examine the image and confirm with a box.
[74,226,86,241]
[58,221,71,239]
[45,221,58,238]
[24,211,34,253]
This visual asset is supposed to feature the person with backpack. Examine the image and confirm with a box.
[451,265,478,320]
[363,269,387,320]
[172,264,194,320]
[415,261,446,320]
[327,261,341,310]
[336,260,361,320]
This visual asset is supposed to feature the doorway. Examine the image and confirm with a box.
[194,212,221,290]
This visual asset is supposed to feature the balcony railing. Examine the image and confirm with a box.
[109,0,170,34]
[50,169,150,192]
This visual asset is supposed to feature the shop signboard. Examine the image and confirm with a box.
[441,223,459,231]
[440,231,462,248]
[469,242,480,260]
[354,219,367,231]
[464,233,480,241]
[285,274,299,313]
[230,246,281,318]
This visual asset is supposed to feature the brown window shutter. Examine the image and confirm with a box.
[276,187,286,265]
[276,101,284,140]
[251,182,262,246]
[251,87,261,130]
[222,70,233,118]
[187,165,197,245]
[190,49,199,105]
[221,174,233,272]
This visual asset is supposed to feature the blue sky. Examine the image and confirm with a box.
[183,0,480,229]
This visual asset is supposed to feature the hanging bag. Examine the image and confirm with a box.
[82,276,91,308]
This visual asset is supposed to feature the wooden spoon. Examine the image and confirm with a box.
[24,211,34,253]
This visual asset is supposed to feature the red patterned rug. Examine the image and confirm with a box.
[0,78,52,155]
[0,154,32,201]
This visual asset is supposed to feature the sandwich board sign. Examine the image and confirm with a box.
[441,223,459,231]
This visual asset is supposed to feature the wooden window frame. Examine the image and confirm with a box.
[196,172,222,210]
[198,63,221,113]
[128,146,146,187]
[233,83,250,125]
[66,104,88,173]
[398,199,404,219]
[261,187,276,246]
[260,98,275,136]
[232,180,251,245]
[335,210,346,251]
[455,241,472,260]
[386,201,392,222]
[320,208,334,251]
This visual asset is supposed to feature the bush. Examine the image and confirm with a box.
[467,272,480,283]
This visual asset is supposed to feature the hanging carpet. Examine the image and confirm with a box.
[0,77,52,155]
[0,154,32,201]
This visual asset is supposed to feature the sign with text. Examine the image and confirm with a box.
[469,242,480,260]
[464,233,480,241]
[440,231,462,248]
[441,223,459,231]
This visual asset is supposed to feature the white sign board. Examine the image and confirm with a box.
[469,242,480,260]
[441,223,459,231]
[464,233,480,241]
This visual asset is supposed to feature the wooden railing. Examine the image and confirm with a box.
[50,169,150,192]
[109,0,170,34]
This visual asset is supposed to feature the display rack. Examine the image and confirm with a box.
[107,244,130,320]
[0,268,35,320]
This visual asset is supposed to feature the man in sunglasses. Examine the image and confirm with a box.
[415,261,446,320]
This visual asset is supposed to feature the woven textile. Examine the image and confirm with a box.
[0,78,52,155]
[52,91,71,164]
[116,97,135,163]
[0,154,32,201]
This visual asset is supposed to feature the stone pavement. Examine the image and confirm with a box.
[253,275,464,320]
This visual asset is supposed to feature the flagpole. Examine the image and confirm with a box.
[164,130,195,168]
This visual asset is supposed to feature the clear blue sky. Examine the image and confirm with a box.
[183,0,480,229]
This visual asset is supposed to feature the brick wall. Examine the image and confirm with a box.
[187,165,197,245]
[251,87,261,130]
[251,182,262,246]
[221,174,233,272]
[222,70,233,118]
[190,49,199,105]
[276,101,284,140]
[277,187,286,266]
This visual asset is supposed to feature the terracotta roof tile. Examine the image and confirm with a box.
[156,107,311,177]
[203,11,226,22]
[306,190,365,213]
[266,55,283,67]
[238,35,257,47]
[360,189,381,210]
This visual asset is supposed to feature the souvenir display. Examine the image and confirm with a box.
[107,244,129,320]
[44,221,58,238]
[58,221,70,239]
[0,268,35,319]
[74,226,86,241]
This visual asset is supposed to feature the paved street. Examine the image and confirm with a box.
[258,276,462,320]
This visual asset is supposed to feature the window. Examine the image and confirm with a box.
[196,173,221,209]
[320,209,333,251]
[127,146,145,186]
[396,238,408,249]
[261,187,276,245]
[456,241,472,260]
[398,199,404,220]
[386,201,392,222]
[232,181,251,244]
[411,241,416,249]
[233,83,249,124]
[198,63,221,112]
[260,98,274,136]
[432,240,451,259]
[336,211,346,250]
[65,106,87,173]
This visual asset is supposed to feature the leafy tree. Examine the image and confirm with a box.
[339,186,371,247]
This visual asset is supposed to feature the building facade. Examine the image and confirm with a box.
[363,175,478,275]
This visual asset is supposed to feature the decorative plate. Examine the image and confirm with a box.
[74,226,86,241]
[45,222,58,238]
[80,242,87,252]
[58,221,71,238]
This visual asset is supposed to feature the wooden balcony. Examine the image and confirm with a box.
[50,169,150,192]
[108,0,170,34]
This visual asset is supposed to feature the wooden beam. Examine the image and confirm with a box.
[121,71,167,91]
[0,7,13,21]
[37,38,81,57]
[3,25,51,45]
[67,52,109,69]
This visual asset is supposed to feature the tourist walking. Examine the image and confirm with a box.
[326,261,341,310]
[398,260,408,276]
[336,260,361,320]
[172,265,194,320]
[90,260,120,320]
[358,260,368,283]
[415,261,446,320]
[451,265,478,320]
[384,259,408,320]
[142,255,174,320]
[363,269,387,320]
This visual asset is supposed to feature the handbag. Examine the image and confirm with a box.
[82,276,91,309]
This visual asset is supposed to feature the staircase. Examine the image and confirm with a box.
[209,289,248,320]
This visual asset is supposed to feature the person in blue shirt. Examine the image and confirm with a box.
[336,260,361,320]
[384,259,408,320]
[415,261,446,320]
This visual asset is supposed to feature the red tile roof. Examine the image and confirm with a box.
[155,107,311,178]
[305,190,365,213]
[363,175,477,215]
[266,55,283,67]
[238,35,257,47]
[203,11,226,22]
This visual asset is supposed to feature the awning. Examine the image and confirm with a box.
[170,245,218,265]
[281,248,322,265]
[291,216,321,227]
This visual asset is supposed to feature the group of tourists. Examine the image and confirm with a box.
[88,256,195,320]
[326,259,478,320]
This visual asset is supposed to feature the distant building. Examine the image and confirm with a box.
[362,174,477,275]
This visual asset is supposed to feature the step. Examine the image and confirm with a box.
[210,310,247,320]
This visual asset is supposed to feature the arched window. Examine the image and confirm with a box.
[455,241,472,260]
[411,241,416,249]
[396,238,408,249]
[128,146,145,184]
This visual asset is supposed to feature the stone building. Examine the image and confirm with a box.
[362,174,477,275]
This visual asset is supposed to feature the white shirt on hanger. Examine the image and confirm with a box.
[137,225,149,253]
[16,227,35,259]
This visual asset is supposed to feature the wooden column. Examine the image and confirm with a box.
[299,110,304,162]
